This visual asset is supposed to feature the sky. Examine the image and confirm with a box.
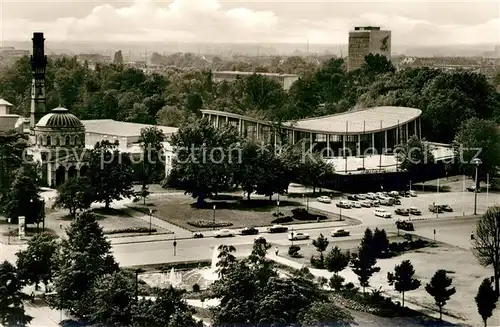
[0,0,499,45]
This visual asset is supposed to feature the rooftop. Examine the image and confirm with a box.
[0,99,13,106]
[81,119,178,137]
[290,106,421,134]
[213,71,298,78]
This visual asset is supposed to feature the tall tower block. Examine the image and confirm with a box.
[30,32,47,141]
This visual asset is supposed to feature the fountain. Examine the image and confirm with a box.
[139,245,222,290]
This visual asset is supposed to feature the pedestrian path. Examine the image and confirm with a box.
[265,253,469,326]
[132,214,193,238]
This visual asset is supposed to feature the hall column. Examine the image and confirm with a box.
[371,133,375,151]
[356,134,361,157]
[384,130,388,153]
[414,120,417,137]
[64,165,69,183]
[309,132,313,151]
[256,123,260,140]
[406,123,409,142]
[47,163,53,188]
[326,134,330,158]
[238,119,242,135]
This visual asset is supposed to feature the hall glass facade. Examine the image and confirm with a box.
[201,110,422,158]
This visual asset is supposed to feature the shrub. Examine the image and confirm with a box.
[192,283,200,292]
[288,245,301,258]
[291,207,327,221]
[103,227,157,235]
[272,212,285,217]
[329,274,345,290]
[271,216,293,224]
[291,208,308,218]
[187,220,233,228]
[310,255,324,269]
[298,266,314,279]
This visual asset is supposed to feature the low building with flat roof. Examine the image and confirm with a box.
[212,71,299,90]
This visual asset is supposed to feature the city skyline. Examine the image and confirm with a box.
[0,0,499,46]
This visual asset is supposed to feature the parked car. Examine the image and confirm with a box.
[440,204,453,212]
[366,192,377,200]
[288,231,309,241]
[389,191,400,198]
[331,228,350,237]
[374,208,392,218]
[346,194,358,201]
[351,201,362,208]
[396,220,415,231]
[379,197,393,206]
[429,204,443,213]
[357,194,367,200]
[360,200,372,208]
[370,200,380,207]
[466,186,481,192]
[317,196,332,203]
[395,208,410,216]
[376,192,386,199]
[267,225,289,233]
[240,227,259,235]
[389,198,401,205]
[214,229,235,238]
[193,233,204,238]
[410,190,417,197]
[336,200,352,209]
[409,207,421,215]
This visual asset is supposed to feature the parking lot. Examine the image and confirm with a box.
[308,191,497,226]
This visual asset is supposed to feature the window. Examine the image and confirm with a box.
[65,136,70,145]
[46,136,51,146]
[74,136,79,145]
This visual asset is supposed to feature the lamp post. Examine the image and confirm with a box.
[212,204,216,230]
[148,209,153,235]
[173,235,177,256]
[277,200,280,215]
[339,206,342,221]
[7,218,11,244]
[291,227,294,246]
[472,158,482,215]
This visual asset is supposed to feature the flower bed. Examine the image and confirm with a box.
[103,227,157,235]
[187,219,233,228]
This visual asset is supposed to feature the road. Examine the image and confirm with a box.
[112,215,479,267]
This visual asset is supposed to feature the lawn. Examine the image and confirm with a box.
[127,193,341,231]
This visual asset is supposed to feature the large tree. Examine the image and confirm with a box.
[425,269,456,320]
[387,260,421,307]
[472,206,500,297]
[138,126,165,186]
[3,165,43,225]
[325,246,350,276]
[87,140,134,208]
[16,232,59,291]
[169,118,241,206]
[51,211,119,318]
[0,131,28,202]
[0,261,32,326]
[53,176,94,217]
[475,278,497,327]
[312,233,329,267]
[453,117,500,177]
[351,242,380,294]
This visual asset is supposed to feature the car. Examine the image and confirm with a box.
[346,194,358,201]
[360,200,372,208]
[409,207,421,215]
[376,192,385,199]
[428,204,443,213]
[366,192,377,200]
[395,220,415,231]
[379,197,392,206]
[267,225,289,233]
[409,190,417,197]
[240,227,259,235]
[370,200,380,207]
[351,201,362,208]
[331,228,350,237]
[193,233,204,238]
[356,194,367,200]
[389,191,400,198]
[288,231,309,241]
[395,208,410,216]
[389,198,401,205]
[439,204,453,212]
[374,208,392,218]
[317,196,332,203]
[466,186,481,192]
[336,200,351,209]
[214,229,234,238]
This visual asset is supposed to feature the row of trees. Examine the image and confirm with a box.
[304,227,498,326]
[167,118,335,205]
[0,212,201,327]
[2,52,498,146]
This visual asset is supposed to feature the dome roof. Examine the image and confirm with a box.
[36,107,83,128]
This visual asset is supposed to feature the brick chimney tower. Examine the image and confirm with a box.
[30,32,47,143]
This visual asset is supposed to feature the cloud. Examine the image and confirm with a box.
[1,0,499,45]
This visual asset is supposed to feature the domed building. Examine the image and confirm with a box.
[32,107,88,187]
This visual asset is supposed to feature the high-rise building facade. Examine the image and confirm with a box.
[348,26,391,71]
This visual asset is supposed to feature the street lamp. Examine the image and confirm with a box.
[277,200,280,215]
[7,218,11,244]
[472,158,482,215]
[148,208,153,235]
[291,227,294,246]
[212,204,216,230]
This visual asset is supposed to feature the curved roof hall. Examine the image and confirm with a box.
[36,107,84,129]
[201,106,422,135]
